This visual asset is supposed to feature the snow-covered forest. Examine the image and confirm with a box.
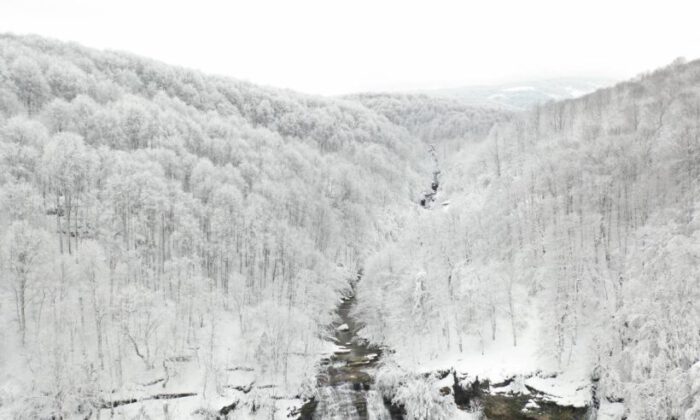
[0,34,500,418]
[355,58,700,419]
[0,33,698,420]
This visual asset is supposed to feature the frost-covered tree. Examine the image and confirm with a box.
[9,56,49,114]
[0,221,50,344]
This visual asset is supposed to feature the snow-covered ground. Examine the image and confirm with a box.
[88,334,336,420]
[386,304,594,409]
[0,289,342,419]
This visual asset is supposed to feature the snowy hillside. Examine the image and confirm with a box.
[0,33,430,419]
[355,59,700,419]
[0,34,503,419]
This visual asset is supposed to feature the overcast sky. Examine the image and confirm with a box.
[2,0,700,95]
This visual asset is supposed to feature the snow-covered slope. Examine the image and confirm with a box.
[356,59,700,419]
[0,34,510,419]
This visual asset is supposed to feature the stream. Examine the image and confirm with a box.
[300,276,401,420]
[299,151,590,419]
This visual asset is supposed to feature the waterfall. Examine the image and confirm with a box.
[312,384,392,420]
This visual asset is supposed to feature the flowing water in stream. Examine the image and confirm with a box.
[302,278,401,420]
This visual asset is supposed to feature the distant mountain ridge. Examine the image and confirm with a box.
[427,77,616,110]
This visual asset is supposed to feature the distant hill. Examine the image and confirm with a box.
[429,77,616,110]
[346,93,511,142]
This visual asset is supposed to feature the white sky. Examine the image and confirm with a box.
[1,0,700,95]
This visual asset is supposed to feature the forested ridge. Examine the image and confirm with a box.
[348,93,510,155]
[0,33,418,418]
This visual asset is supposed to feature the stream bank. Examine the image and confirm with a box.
[449,372,590,420]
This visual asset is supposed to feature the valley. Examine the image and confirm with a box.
[0,33,698,420]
